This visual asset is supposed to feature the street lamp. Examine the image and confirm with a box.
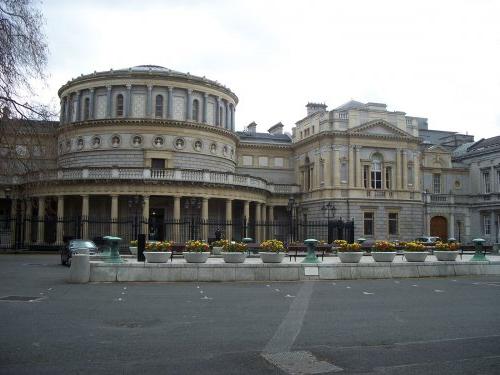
[321,201,336,243]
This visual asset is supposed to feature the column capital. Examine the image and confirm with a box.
[126,84,132,90]
[110,194,119,198]
[187,88,193,94]
[143,195,150,201]
[106,85,112,91]
[204,92,208,98]
[74,91,81,97]
[89,88,95,93]
[167,86,174,93]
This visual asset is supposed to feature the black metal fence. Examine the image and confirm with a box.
[0,215,354,250]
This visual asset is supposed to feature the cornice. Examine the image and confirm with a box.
[57,119,240,143]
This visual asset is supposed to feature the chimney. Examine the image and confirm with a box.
[306,102,327,116]
[246,121,257,134]
[268,122,284,135]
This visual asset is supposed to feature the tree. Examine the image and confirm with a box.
[0,0,50,119]
[0,0,56,179]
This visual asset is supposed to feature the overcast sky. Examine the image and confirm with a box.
[37,0,500,140]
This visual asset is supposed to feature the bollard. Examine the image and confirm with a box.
[471,238,488,261]
[137,234,146,262]
[302,238,321,263]
[68,254,90,283]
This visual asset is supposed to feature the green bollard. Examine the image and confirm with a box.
[357,238,367,244]
[103,236,125,263]
[242,238,253,244]
[302,239,321,264]
[470,238,488,261]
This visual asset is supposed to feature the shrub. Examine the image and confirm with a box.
[130,240,138,247]
[185,240,209,252]
[435,241,461,251]
[260,239,285,252]
[404,241,426,252]
[212,239,230,248]
[337,242,362,252]
[145,241,173,252]
[373,240,396,252]
[223,242,247,252]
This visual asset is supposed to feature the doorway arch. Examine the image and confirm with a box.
[430,216,448,240]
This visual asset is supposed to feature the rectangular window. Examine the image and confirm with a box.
[274,157,284,167]
[363,165,369,188]
[484,216,491,235]
[258,156,268,167]
[408,165,414,186]
[151,158,165,169]
[497,170,500,192]
[483,170,491,193]
[363,212,374,236]
[371,170,381,189]
[385,167,392,189]
[433,174,441,194]
[388,212,398,235]
[242,156,253,166]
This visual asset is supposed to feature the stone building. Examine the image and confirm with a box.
[0,65,498,247]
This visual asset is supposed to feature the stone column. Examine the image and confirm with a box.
[142,195,150,237]
[491,211,496,243]
[37,197,45,244]
[243,200,250,238]
[449,212,455,240]
[147,85,153,118]
[110,195,118,236]
[324,147,332,188]
[202,93,208,123]
[167,87,173,119]
[464,210,471,242]
[24,199,32,245]
[81,195,89,240]
[64,97,70,123]
[413,152,419,191]
[255,203,261,243]
[225,199,233,241]
[89,88,95,120]
[402,150,408,190]
[106,85,112,118]
[201,197,209,241]
[396,149,402,190]
[356,146,363,188]
[173,196,181,242]
[261,204,267,240]
[268,205,274,239]
[125,84,132,118]
[348,145,355,188]
[225,101,230,130]
[75,91,81,122]
[333,147,340,187]
[216,97,221,126]
[314,152,321,188]
[231,105,235,131]
[55,196,64,244]
[186,89,193,121]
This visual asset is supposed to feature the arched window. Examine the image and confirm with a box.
[116,94,124,117]
[371,154,382,189]
[192,99,199,122]
[155,95,163,118]
[83,97,90,120]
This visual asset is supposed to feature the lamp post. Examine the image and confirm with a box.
[127,195,143,240]
[321,201,336,243]
[287,197,298,243]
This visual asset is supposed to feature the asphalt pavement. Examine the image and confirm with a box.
[0,253,499,375]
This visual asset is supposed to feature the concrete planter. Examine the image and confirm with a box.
[259,252,285,263]
[183,252,210,263]
[144,251,171,263]
[221,252,247,263]
[434,250,459,261]
[404,251,428,262]
[129,246,138,255]
[371,252,397,263]
[212,246,223,255]
[338,252,364,263]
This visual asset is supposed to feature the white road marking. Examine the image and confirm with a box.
[275,289,281,292]
[200,290,204,294]
[346,286,351,289]
[394,281,400,284]
[434,289,444,293]
[363,291,374,295]
[201,296,212,300]
[285,294,295,298]
[412,285,418,287]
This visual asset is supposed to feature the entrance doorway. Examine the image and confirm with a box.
[430,216,448,241]
[149,208,164,241]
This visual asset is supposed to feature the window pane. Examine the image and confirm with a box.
[155,95,163,118]
[116,94,124,117]
[388,213,398,235]
[364,212,374,236]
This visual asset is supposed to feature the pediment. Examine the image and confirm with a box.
[347,119,415,139]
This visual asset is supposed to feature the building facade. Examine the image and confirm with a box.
[0,65,498,247]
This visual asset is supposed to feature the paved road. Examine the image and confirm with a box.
[0,254,499,375]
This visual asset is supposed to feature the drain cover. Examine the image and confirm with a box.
[0,295,43,302]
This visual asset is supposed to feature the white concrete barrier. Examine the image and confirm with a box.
[69,254,90,283]
[82,259,500,283]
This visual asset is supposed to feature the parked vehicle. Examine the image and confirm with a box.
[60,240,98,266]
[415,236,441,245]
